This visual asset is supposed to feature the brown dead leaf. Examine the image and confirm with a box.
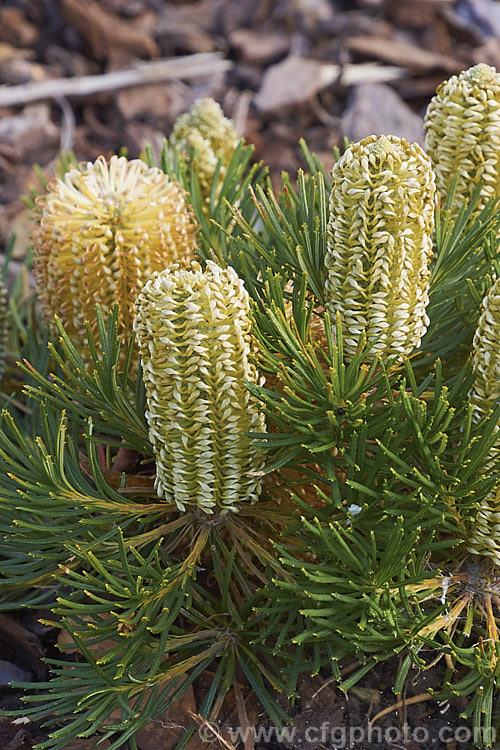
[57,617,118,656]
[61,0,158,61]
[58,615,119,656]
[346,35,463,73]
[134,680,196,750]
[64,740,111,750]
[100,675,196,750]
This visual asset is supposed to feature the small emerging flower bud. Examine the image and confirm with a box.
[171,98,238,201]
[425,64,500,217]
[325,135,435,360]
[134,260,266,514]
[467,277,500,565]
[31,155,198,356]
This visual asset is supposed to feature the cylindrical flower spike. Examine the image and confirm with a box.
[425,64,500,217]
[0,280,8,384]
[325,135,435,361]
[31,155,198,355]
[171,98,238,202]
[470,277,500,425]
[467,277,500,565]
[134,260,266,514]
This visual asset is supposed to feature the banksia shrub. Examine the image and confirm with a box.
[31,155,198,354]
[467,277,500,564]
[325,134,435,360]
[425,63,500,216]
[134,260,266,514]
[171,98,238,201]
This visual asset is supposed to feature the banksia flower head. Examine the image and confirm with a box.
[470,277,500,425]
[425,64,500,217]
[32,155,198,354]
[325,135,435,361]
[467,277,500,565]
[134,260,266,514]
[0,281,8,384]
[171,98,238,201]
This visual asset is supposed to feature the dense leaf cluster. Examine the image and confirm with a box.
[0,134,499,750]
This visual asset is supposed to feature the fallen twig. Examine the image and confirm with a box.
[0,53,233,108]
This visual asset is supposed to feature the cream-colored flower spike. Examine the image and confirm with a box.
[425,64,500,216]
[171,98,238,201]
[325,135,435,360]
[32,155,197,353]
[134,260,266,514]
[467,277,500,565]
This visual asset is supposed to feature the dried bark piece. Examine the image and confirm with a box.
[0,719,33,750]
[342,82,424,145]
[455,0,500,38]
[0,660,32,686]
[61,0,158,61]
[134,682,196,750]
[0,8,38,48]
[0,614,45,680]
[0,105,59,159]
[255,56,337,112]
[64,740,111,749]
[346,35,463,73]
[255,55,404,113]
[384,0,454,28]
[116,82,177,119]
[229,29,290,65]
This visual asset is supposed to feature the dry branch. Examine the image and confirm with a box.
[0,53,233,108]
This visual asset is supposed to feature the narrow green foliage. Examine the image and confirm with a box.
[2,84,500,749]
[145,138,267,265]
[418,184,500,367]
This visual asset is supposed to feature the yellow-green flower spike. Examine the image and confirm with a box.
[134,260,266,514]
[425,64,500,216]
[471,277,500,425]
[467,277,500,565]
[0,280,8,384]
[171,98,238,201]
[31,155,198,355]
[325,134,435,361]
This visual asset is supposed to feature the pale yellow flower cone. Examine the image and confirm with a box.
[171,98,238,202]
[134,260,266,514]
[32,155,198,359]
[425,64,500,217]
[325,135,435,361]
[467,277,500,565]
